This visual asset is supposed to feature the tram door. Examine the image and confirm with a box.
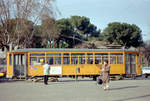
[125,54,136,75]
[13,54,27,77]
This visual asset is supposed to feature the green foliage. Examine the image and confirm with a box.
[55,16,101,48]
[56,18,80,48]
[101,22,143,47]
[69,16,90,34]
[56,18,74,36]
[69,16,100,38]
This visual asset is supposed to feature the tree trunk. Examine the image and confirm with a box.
[53,39,55,48]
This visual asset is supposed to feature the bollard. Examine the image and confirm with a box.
[75,67,80,81]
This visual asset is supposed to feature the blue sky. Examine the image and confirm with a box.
[55,0,150,41]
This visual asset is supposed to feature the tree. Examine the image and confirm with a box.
[69,16,100,39]
[0,0,57,50]
[41,18,59,48]
[101,22,143,48]
[30,25,43,48]
[56,18,83,48]
[0,18,34,49]
[56,16,101,48]
[56,18,74,36]
[69,16,90,34]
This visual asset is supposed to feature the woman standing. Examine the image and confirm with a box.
[101,60,110,90]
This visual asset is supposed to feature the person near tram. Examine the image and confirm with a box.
[101,60,110,90]
[43,61,50,85]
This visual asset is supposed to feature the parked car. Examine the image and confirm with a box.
[0,69,6,78]
[142,67,150,78]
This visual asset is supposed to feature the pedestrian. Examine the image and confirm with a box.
[101,60,110,90]
[43,61,50,85]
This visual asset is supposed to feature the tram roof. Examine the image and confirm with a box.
[10,48,140,53]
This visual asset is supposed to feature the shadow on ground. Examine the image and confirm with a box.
[115,94,150,101]
[59,79,93,82]
[110,86,139,90]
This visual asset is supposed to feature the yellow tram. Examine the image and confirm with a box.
[6,48,141,79]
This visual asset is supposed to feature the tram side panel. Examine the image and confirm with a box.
[28,65,42,76]
[27,64,101,76]
[62,64,101,76]
[110,64,125,75]
[27,64,126,77]
[27,56,126,77]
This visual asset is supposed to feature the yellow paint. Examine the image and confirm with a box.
[110,64,124,74]
[0,73,4,77]
[28,65,44,76]
[62,64,101,75]
[6,53,13,77]
[136,53,142,75]
[136,64,142,75]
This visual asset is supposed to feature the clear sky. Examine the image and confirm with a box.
[55,0,150,41]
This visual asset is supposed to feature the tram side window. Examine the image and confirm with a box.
[102,55,108,64]
[110,53,123,64]
[110,56,116,64]
[117,56,123,64]
[71,53,85,64]
[55,57,61,65]
[63,57,70,64]
[95,57,102,64]
[30,53,45,65]
[87,57,93,64]
[79,57,85,64]
[46,57,53,65]
[30,57,37,65]
[63,53,70,64]
[71,57,78,64]
[87,53,93,64]
[95,53,105,64]
[95,53,108,64]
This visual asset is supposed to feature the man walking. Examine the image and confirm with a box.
[43,61,50,85]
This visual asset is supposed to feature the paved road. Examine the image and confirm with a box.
[0,78,150,101]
